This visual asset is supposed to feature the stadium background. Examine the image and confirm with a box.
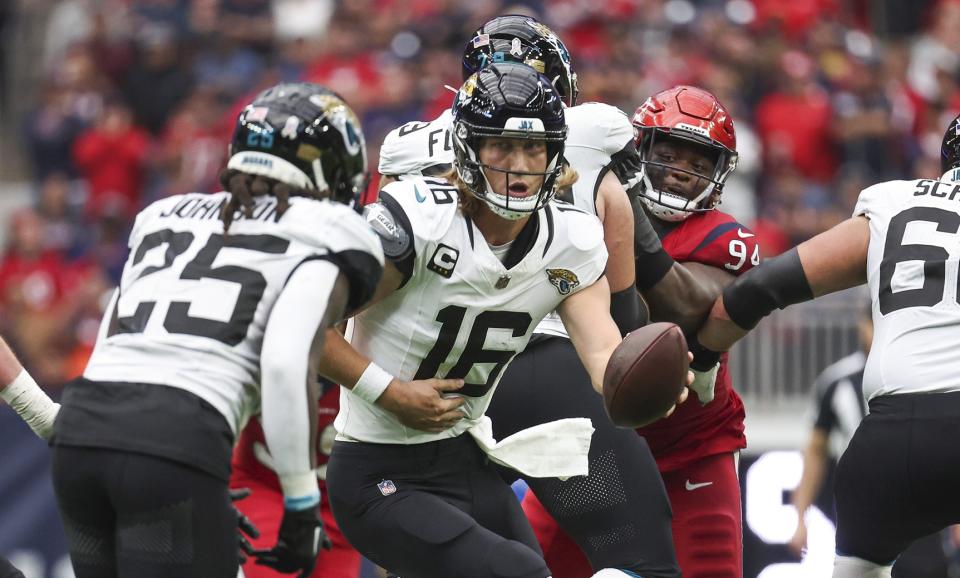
[1,0,960,576]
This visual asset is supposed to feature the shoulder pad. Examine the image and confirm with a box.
[130,194,190,243]
[275,198,383,259]
[553,204,604,252]
[384,178,459,241]
[565,102,635,158]
[853,180,905,219]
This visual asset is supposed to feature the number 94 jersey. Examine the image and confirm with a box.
[856,172,960,400]
[84,192,384,436]
[336,177,607,445]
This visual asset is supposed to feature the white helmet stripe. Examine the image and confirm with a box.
[227,151,315,190]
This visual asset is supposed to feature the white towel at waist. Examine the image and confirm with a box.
[467,416,594,479]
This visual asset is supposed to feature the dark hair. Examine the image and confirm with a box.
[218,168,317,233]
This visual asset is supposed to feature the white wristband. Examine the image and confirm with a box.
[352,362,393,404]
[1,369,60,440]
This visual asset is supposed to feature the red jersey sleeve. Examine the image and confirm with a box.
[661,210,761,276]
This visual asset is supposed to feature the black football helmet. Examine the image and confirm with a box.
[452,62,567,220]
[941,112,960,174]
[462,15,578,107]
[228,82,368,205]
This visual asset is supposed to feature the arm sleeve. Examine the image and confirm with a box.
[609,286,644,335]
[260,259,341,500]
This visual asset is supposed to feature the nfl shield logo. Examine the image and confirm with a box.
[378,480,397,496]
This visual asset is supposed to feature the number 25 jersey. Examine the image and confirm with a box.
[857,170,960,400]
[336,178,608,445]
[83,192,384,436]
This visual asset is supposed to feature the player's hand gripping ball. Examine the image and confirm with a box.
[603,322,689,428]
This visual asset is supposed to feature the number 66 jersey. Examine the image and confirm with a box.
[335,177,608,445]
[83,191,384,438]
[857,170,960,401]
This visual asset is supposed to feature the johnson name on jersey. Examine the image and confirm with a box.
[84,192,383,436]
[335,177,607,445]
[378,103,635,339]
[856,170,960,399]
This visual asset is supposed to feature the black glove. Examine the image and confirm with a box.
[229,488,261,564]
[253,506,331,577]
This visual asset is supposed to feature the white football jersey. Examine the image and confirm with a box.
[378,109,454,178]
[856,169,960,400]
[336,177,607,444]
[84,192,382,435]
[377,102,634,337]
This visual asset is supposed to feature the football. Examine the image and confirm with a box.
[603,322,689,428]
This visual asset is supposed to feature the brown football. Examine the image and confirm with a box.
[603,322,689,428]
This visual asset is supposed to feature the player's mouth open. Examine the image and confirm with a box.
[508,182,530,197]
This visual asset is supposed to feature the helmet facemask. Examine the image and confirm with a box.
[454,118,566,220]
[637,128,737,222]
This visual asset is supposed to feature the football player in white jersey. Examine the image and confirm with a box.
[319,63,687,578]
[0,83,385,578]
[696,113,960,578]
[376,15,700,577]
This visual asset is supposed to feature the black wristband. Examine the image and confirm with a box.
[635,247,676,291]
[687,333,721,372]
[610,286,643,336]
[722,247,814,330]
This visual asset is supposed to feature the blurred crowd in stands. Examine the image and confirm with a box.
[0,0,957,388]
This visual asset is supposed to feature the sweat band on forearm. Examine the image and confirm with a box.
[635,247,676,291]
[631,194,676,290]
[0,369,59,440]
[687,333,721,371]
[352,362,394,404]
[610,286,644,336]
[722,247,814,330]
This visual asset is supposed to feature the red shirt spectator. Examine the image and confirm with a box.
[73,99,151,219]
[752,0,840,41]
[756,51,838,183]
[0,210,71,313]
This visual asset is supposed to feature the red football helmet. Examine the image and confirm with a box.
[632,86,738,221]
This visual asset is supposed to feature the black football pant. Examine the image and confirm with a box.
[835,391,960,565]
[327,435,550,578]
[51,446,238,578]
[488,336,681,577]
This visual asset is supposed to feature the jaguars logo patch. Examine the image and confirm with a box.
[546,268,580,295]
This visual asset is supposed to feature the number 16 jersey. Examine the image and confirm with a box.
[336,178,607,445]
